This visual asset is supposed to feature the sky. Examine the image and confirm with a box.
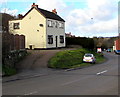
[0,0,119,37]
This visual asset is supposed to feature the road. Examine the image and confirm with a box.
[2,52,119,95]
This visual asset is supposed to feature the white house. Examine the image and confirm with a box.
[9,3,65,49]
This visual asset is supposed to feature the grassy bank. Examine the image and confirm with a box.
[48,48,105,69]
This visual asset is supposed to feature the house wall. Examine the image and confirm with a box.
[115,38,120,50]
[9,8,47,49]
[46,19,65,48]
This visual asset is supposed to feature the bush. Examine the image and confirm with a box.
[3,65,16,76]
[48,48,105,69]
[2,49,27,76]
[48,49,91,69]
[66,37,95,50]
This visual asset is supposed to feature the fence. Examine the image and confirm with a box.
[2,33,27,75]
[2,33,26,64]
[10,34,25,50]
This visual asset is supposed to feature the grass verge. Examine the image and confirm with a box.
[2,65,17,76]
[48,48,105,69]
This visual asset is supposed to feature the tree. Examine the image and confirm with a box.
[0,13,14,32]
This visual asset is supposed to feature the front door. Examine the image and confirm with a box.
[55,36,58,47]
[29,45,32,50]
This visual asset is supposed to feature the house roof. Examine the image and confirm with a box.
[24,7,65,22]
[38,8,65,22]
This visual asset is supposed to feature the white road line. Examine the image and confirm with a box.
[96,70,108,75]
[24,91,38,95]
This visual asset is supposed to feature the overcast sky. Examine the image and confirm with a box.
[0,0,119,37]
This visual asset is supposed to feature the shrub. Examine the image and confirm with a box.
[48,49,91,69]
[3,65,16,76]
[66,37,95,50]
[48,48,105,69]
[2,49,27,76]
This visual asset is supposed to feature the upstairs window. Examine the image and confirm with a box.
[48,20,53,27]
[13,23,20,29]
[55,21,59,28]
[60,36,64,43]
[59,22,64,29]
[48,35,53,44]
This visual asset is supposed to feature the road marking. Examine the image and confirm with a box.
[65,68,75,71]
[24,91,38,95]
[96,70,108,75]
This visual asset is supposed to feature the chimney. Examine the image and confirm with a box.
[18,14,23,19]
[31,3,38,8]
[52,9,57,14]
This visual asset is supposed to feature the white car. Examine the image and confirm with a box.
[83,53,96,63]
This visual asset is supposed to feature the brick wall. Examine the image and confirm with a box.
[115,38,120,50]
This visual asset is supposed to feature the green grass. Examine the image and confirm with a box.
[2,65,17,76]
[48,48,105,69]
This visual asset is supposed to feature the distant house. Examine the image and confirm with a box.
[65,32,75,37]
[9,3,65,49]
[114,38,120,50]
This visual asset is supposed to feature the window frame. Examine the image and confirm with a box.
[13,23,20,29]
[60,35,64,43]
[55,21,59,28]
[48,20,53,27]
[48,35,53,44]
[59,22,64,29]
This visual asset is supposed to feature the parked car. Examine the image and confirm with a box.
[114,50,120,55]
[83,53,96,64]
[106,49,112,52]
[97,48,102,53]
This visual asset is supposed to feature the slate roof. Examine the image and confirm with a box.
[38,8,65,22]
[24,7,65,22]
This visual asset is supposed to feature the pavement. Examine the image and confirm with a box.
[2,65,91,83]
[2,68,61,83]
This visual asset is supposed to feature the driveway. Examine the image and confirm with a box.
[16,48,76,72]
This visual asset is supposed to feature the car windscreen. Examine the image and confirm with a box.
[85,54,92,57]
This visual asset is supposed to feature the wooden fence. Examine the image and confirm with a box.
[2,33,25,51]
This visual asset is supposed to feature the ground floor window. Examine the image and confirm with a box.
[13,23,20,29]
[60,35,64,43]
[48,35,53,44]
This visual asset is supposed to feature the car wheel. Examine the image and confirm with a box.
[92,61,95,64]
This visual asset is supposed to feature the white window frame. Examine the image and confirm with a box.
[13,23,20,29]
[48,20,53,27]
[60,35,64,43]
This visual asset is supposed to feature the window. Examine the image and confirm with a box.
[60,36,64,43]
[13,23,20,29]
[48,35,53,44]
[55,21,58,28]
[59,22,64,28]
[48,20,53,27]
